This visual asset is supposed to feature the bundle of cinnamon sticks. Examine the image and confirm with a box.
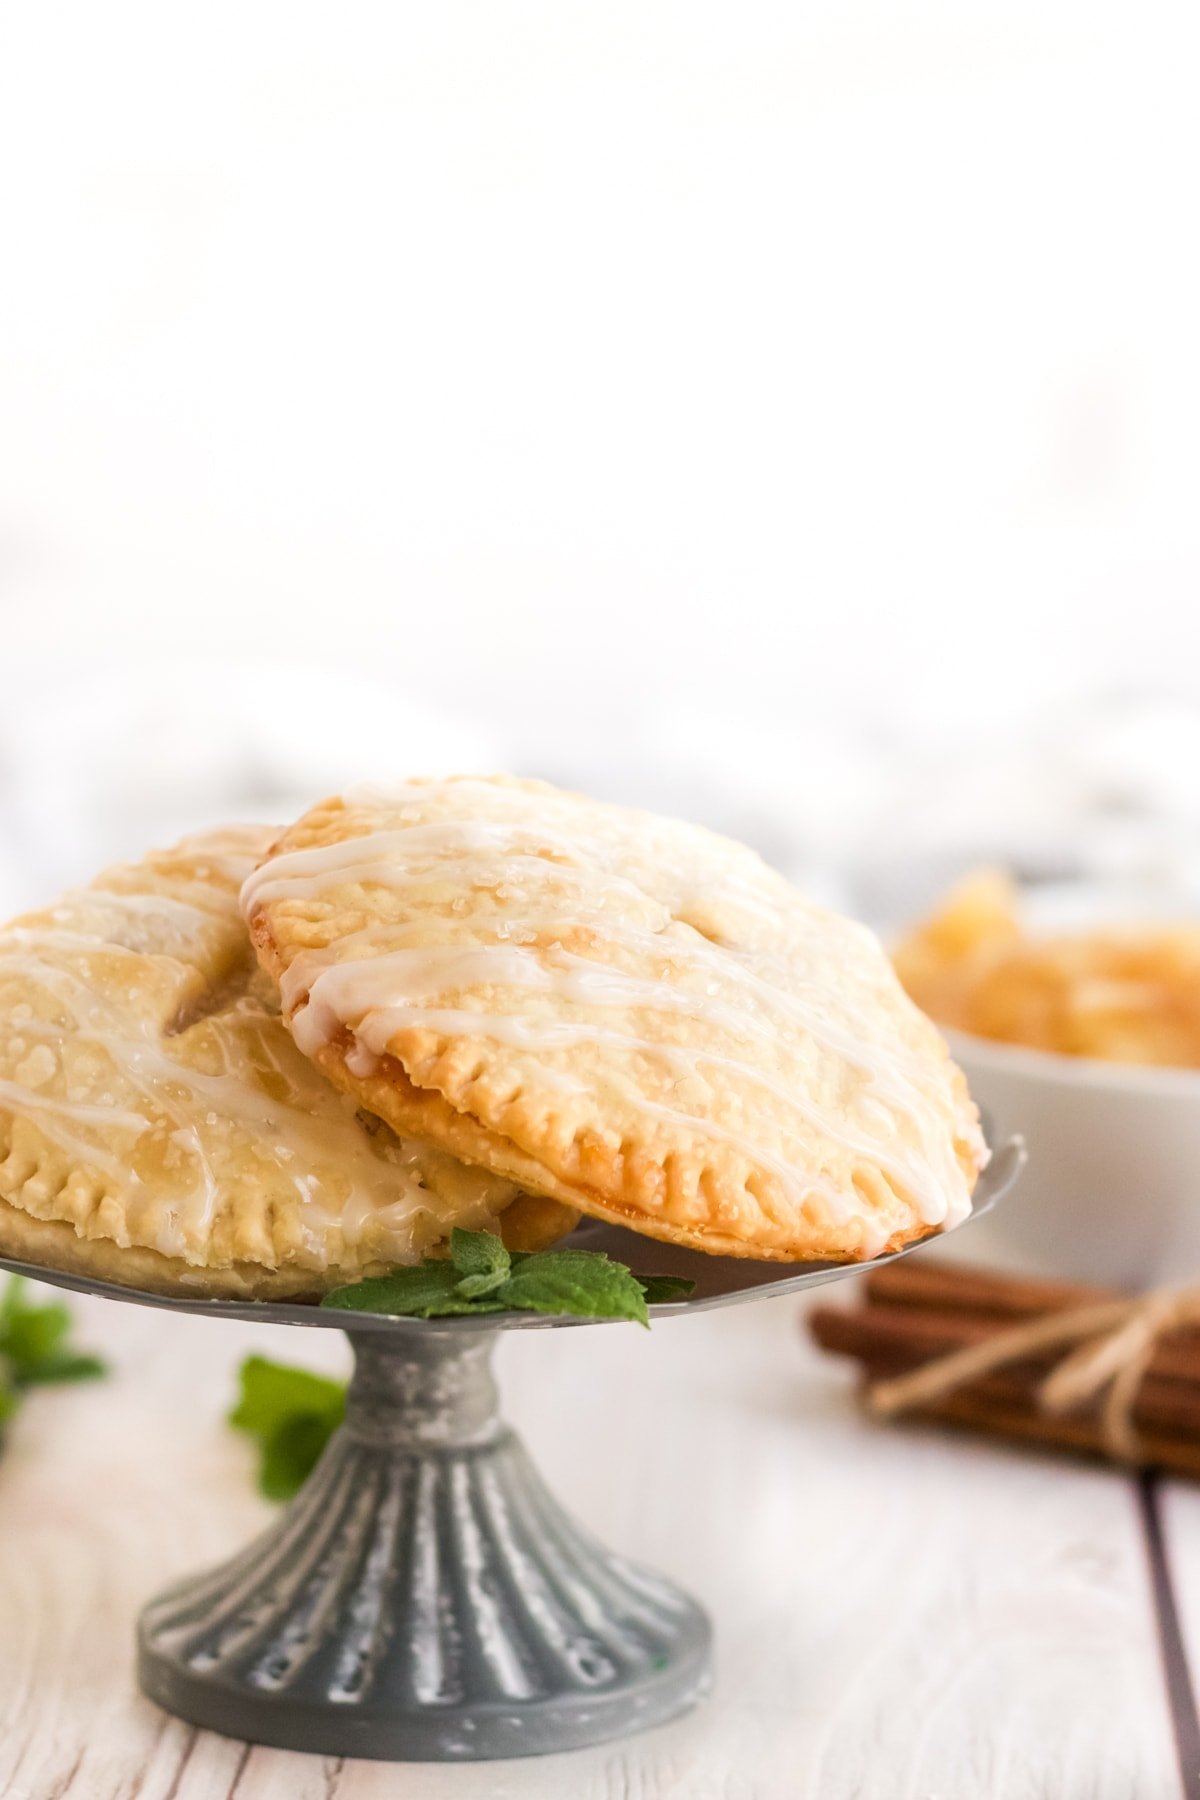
[809,1258,1200,1478]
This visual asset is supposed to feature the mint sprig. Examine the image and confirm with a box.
[321,1229,695,1326]
[231,1236,695,1500]
[0,1277,107,1437]
[636,1273,697,1305]
[229,1354,346,1500]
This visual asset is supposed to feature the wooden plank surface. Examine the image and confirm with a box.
[0,1284,1183,1799]
[1153,1482,1200,1799]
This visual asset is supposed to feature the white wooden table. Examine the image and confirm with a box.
[1,1282,1197,1800]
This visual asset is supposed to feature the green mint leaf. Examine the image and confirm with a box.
[449,1229,510,1282]
[455,1270,510,1299]
[0,1374,20,1426]
[636,1274,697,1305]
[258,1411,341,1502]
[228,1354,346,1435]
[228,1355,346,1501]
[16,1351,108,1386]
[494,1250,650,1326]
[0,1279,22,1329]
[318,1241,695,1323]
[1,1296,70,1371]
[321,1262,467,1314]
[0,1277,107,1390]
[411,1294,508,1315]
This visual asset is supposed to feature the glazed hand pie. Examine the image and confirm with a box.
[0,828,570,1298]
[243,777,987,1262]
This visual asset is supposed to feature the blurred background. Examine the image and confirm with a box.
[1,1,1198,925]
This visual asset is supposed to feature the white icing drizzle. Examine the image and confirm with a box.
[243,783,984,1240]
[281,944,940,1219]
[0,838,514,1268]
[253,841,936,1104]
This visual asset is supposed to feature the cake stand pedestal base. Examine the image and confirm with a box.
[137,1328,713,1761]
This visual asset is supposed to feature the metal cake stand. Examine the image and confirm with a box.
[0,1137,1023,1763]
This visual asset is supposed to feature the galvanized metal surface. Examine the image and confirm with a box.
[137,1327,713,1759]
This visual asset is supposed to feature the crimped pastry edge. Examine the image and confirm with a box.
[0,1188,579,1300]
[0,1194,332,1299]
[263,1009,943,1265]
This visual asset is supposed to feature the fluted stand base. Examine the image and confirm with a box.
[138,1328,712,1760]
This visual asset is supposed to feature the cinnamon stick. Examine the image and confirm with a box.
[821,1334,1200,1442]
[810,1298,1200,1402]
[863,1257,1115,1320]
[808,1257,1200,1478]
[862,1257,1200,1383]
[904,1388,1200,1480]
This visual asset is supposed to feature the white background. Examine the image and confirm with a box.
[1,0,1198,904]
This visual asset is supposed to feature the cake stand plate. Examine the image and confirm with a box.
[0,1137,1022,1762]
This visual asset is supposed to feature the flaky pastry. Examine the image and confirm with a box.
[0,828,569,1298]
[243,778,986,1262]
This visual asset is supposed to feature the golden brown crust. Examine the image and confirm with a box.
[292,1032,919,1264]
[244,778,986,1262]
[0,1193,331,1299]
[0,826,568,1295]
[0,1187,575,1298]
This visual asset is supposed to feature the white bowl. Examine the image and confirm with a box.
[947,1030,1200,1289]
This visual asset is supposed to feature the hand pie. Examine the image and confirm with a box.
[243,777,987,1262]
[0,828,571,1298]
